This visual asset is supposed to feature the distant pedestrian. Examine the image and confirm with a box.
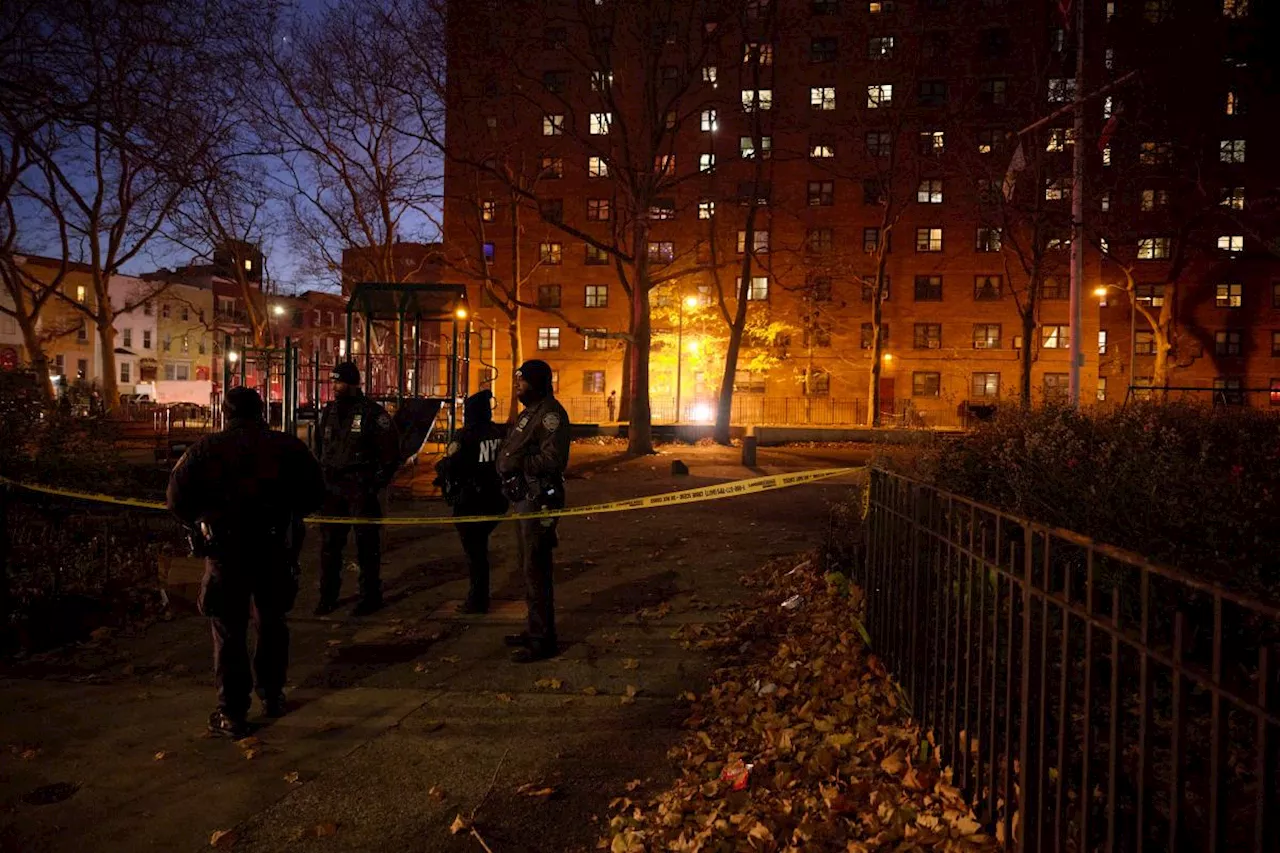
[497,359,571,663]
[167,387,324,738]
[314,362,401,616]
[434,389,508,614]
[606,389,617,422]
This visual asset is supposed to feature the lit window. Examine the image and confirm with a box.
[649,199,675,220]
[1046,128,1075,151]
[1048,78,1076,103]
[737,231,770,254]
[540,157,563,178]
[647,242,675,264]
[868,36,894,59]
[740,136,772,158]
[913,372,942,397]
[1102,145,1112,166]
[1218,235,1244,254]
[75,285,86,303]
[1219,139,1246,163]
[1222,0,1247,18]
[583,371,605,394]
[977,130,998,154]
[700,109,718,132]
[481,200,496,222]
[589,112,612,134]
[743,42,774,65]
[1221,187,1245,209]
[1045,179,1069,201]
[588,156,609,178]
[542,114,564,136]
[702,66,718,85]
[1042,325,1070,349]
[654,154,675,176]
[1140,189,1168,211]
[243,259,253,271]
[867,84,893,108]
[916,227,943,252]
[539,243,563,264]
[1137,237,1171,259]
[1216,283,1243,307]
[917,179,943,204]
[811,86,836,110]
[741,276,770,301]
[1226,91,1241,115]
[587,199,611,221]
[972,372,999,398]
[591,70,613,91]
[699,153,716,174]
[974,276,1002,300]
[741,89,773,111]
[1140,141,1172,166]
[1099,331,1109,354]
[976,228,1002,252]
[1136,285,1165,307]
[810,140,835,158]
[973,324,1001,349]
[920,131,945,154]
[869,1,894,11]
[585,285,609,308]
[698,200,715,219]
[537,327,561,350]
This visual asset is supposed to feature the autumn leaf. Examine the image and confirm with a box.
[496,693,514,703]
[413,663,427,673]
[19,748,38,760]
[581,686,599,696]
[284,771,300,785]
[621,658,639,670]
[427,785,445,801]
[313,823,338,838]
[449,814,470,835]
[440,656,460,664]
[516,783,557,798]
[153,751,168,761]
[534,678,564,690]
[209,829,237,848]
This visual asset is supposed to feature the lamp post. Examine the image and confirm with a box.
[674,295,699,423]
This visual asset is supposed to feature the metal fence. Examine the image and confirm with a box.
[857,468,1279,853]
[552,396,971,428]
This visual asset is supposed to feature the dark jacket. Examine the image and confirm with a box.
[435,394,508,516]
[497,394,570,504]
[316,392,401,494]
[167,418,324,539]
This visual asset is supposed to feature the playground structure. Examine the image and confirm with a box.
[213,283,478,475]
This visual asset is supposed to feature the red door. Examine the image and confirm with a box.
[878,378,896,416]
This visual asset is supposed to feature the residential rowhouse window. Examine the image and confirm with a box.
[741,89,773,111]
[1214,377,1244,405]
[914,323,942,349]
[737,231,770,254]
[589,112,612,134]
[588,156,609,178]
[866,132,892,157]
[810,138,835,158]
[1218,234,1244,254]
[1221,187,1245,210]
[1272,330,1280,357]
[543,114,565,136]
[808,181,834,206]
[1272,378,1280,407]
[583,370,606,394]
[916,227,943,252]
[542,70,568,93]
[1214,330,1242,356]
[1135,331,1156,355]
[918,80,947,106]
[807,228,834,253]
[1216,283,1242,307]
[1042,325,1070,349]
[1220,139,1247,163]
[654,154,675,176]
[537,327,561,350]
[539,242,563,264]
[917,179,942,203]
[740,136,772,158]
[974,275,1002,300]
[742,42,774,66]
[805,369,831,396]
[585,245,610,265]
[976,227,1001,251]
[863,228,883,253]
[867,36,893,59]
[861,277,890,301]
[971,372,999,398]
[973,324,1001,349]
[812,37,838,62]
[914,275,942,301]
[480,199,497,222]
[1043,373,1069,400]
[648,241,675,264]
[913,371,941,397]
[582,328,608,351]
[866,84,893,108]
[741,276,770,301]
[701,109,718,132]
[540,199,563,222]
[980,79,1007,105]
[587,199,611,221]
[1140,141,1172,166]
[809,276,833,301]
[698,200,716,219]
[811,86,836,110]
[537,284,562,308]
[860,323,888,349]
[920,131,945,154]
[700,153,716,173]
[1137,237,1171,260]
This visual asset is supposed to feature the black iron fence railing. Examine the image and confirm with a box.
[857,468,1279,853]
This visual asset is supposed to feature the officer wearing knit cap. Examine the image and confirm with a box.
[314,361,401,616]
[496,359,571,662]
[167,386,324,737]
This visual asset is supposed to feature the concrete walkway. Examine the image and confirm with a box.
[0,446,865,852]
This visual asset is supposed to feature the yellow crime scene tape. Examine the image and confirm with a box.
[0,468,861,526]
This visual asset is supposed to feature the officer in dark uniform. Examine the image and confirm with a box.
[167,387,324,738]
[433,389,508,614]
[496,360,570,663]
[314,361,401,616]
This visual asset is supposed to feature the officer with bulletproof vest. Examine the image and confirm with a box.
[314,361,401,616]
[496,359,571,663]
[433,389,508,614]
[167,387,324,738]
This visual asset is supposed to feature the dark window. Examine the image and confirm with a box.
[863,227,886,253]
[585,245,610,265]
[972,372,1000,398]
[1213,377,1244,406]
[806,369,831,396]
[923,30,950,59]
[811,37,838,62]
[803,323,831,348]
[1271,330,1280,357]
[583,370,606,395]
[1214,330,1242,356]
[861,277,890,301]
[974,275,1002,300]
[914,323,942,349]
[542,70,568,93]
[587,199,610,221]
[807,228,834,253]
[537,284,561,308]
[914,275,942,301]
[1044,373,1069,400]
[812,0,838,13]
[1135,331,1156,355]
[807,181,835,206]
[809,275,833,301]
[913,372,942,397]
[866,131,892,157]
[1042,278,1069,300]
[918,80,947,106]
[660,65,679,82]
[544,27,567,49]
[981,28,1010,58]
[980,79,1008,105]
[976,228,1002,251]
[863,178,885,205]
[1136,284,1165,307]
[540,199,563,222]
[860,322,888,349]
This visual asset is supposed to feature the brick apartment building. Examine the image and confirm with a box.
[441,0,1278,423]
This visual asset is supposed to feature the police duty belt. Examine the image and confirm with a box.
[0,468,862,526]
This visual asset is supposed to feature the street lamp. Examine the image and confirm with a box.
[227,350,240,364]
[272,304,286,317]
[675,294,699,424]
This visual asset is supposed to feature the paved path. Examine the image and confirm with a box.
[0,446,866,852]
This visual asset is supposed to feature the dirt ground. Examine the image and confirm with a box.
[0,443,869,853]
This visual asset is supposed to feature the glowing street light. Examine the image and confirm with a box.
[455,306,469,319]
[684,295,699,310]
[227,351,240,364]
[272,304,286,317]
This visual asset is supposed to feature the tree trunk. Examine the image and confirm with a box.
[16,315,55,407]
[618,340,632,422]
[714,204,757,445]
[865,250,889,427]
[506,311,521,423]
[1020,305,1036,408]
[1152,282,1175,387]
[96,318,118,412]
[626,220,654,455]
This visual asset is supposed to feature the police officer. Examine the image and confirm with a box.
[496,360,570,663]
[314,361,401,616]
[167,387,324,738]
[433,389,508,614]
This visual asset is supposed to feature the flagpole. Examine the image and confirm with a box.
[1068,0,1086,406]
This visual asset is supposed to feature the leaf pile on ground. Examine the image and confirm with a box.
[604,557,996,852]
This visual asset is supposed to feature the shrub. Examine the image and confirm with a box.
[908,403,1280,601]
